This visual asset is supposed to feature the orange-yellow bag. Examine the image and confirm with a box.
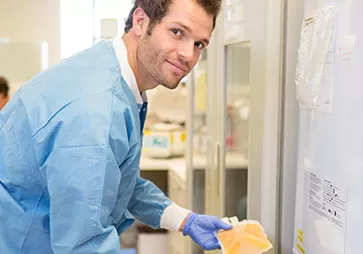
[217,220,272,254]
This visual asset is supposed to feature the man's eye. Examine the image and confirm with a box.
[195,42,204,49]
[171,28,182,36]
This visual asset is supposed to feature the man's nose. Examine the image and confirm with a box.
[177,42,194,64]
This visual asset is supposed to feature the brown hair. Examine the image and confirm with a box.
[0,76,9,97]
[124,0,221,34]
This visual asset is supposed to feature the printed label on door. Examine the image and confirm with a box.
[305,170,347,253]
[308,172,347,228]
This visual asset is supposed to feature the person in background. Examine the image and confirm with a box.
[0,0,232,253]
[0,76,9,110]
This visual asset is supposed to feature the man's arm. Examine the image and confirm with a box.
[37,101,131,253]
[127,176,233,251]
[127,176,190,231]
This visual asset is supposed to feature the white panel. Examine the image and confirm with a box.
[247,0,285,251]
[293,0,363,253]
[278,0,304,251]
[245,0,267,223]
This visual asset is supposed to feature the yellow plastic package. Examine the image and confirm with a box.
[217,220,272,254]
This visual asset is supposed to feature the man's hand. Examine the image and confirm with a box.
[180,213,232,250]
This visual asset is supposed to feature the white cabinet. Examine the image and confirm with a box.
[168,170,187,254]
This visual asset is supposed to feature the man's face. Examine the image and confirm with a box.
[0,94,8,110]
[137,0,214,89]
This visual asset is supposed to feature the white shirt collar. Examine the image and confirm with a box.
[112,37,147,104]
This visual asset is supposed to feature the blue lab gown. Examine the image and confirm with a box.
[0,40,172,253]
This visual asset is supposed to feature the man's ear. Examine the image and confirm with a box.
[132,7,150,36]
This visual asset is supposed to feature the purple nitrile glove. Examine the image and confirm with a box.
[182,213,232,250]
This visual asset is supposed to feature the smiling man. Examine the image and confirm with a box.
[0,0,232,253]
[123,0,213,91]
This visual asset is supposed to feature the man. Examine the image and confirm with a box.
[0,0,232,253]
[0,76,9,110]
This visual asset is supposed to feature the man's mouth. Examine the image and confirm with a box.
[166,60,188,73]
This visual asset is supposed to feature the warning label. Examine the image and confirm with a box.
[308,172,347,228]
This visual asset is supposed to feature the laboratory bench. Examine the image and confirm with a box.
[140,153,248,182]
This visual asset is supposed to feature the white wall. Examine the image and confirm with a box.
[60,0,134,59]
[0,0,61,66]
[60,0,94,59]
